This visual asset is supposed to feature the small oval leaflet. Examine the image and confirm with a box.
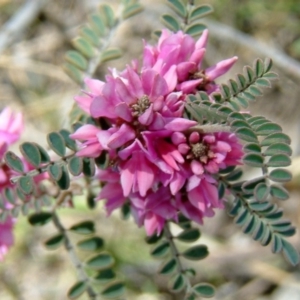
[48,164,63,181]
[254,182,270,202]
[99,4,115,28]
[122,2,144,20]
[159,258,177,275]
[189,4,213,22]
[255,122,282,136]
[264,143,292,156]
[100,48,122,63]
[64,62,83,84]
[145,232,163,244]
[17,176,34,195]
[68,281,87,300]
[72,37,94,59]
[235,127,258,143]
[170,274,186,293]
[193,283,216,298]
[167,0,187,18]
[269,169,292,183]
[86,253,115,270]
[70,220,95,235]
[68,156,83,176]
[35,143,51,163]
[20,142,41,168]
[28,212,53,226]
[151,241,170,258]
[282,239,300,266]
[5,151,24,173]
[270,185,289,200]
[94,269,116,283]
[65,50,88,70]
[260,132,291,146]
[176,228,201,243]
[82,158,96,177]
[271,234,283,254]
[101,282,125,299]
[182,245,209,260]
[185,22,206,37]
[56,165,70,190]
[243,152,264,167]
[161,14,180,32]
[44,234,64,250]
[47,132,66,157]
[59,129,77,151]
[267,154,291,167]
[77,237,104,251]
[243,142,261,153]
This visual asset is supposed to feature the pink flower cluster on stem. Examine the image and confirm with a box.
[0,107,23,260]
[71,30,243,235]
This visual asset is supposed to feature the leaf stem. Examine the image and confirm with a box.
[52,211,98,300]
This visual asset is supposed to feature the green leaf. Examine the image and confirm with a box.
[80,25,100,46]
[252,221,265,241]
[48,164,63,181]
[218,182,225,198]
[243,143,261,153]
[170,274,185,293]
[72,37,94,58]
[99,4,115,27]
[161,14,180,32]
[193,283,215,298]
[159,258,177,275]
[101,282,125,298]
[17,176,34,195]
[264,58,273,73]
[70,221,95,235]
[249,86,262,96]
[189,5,213,22]
[256,78,271,87]
[77,237,104,251]
[243,153,264,167]
[185,22,206,37]
[267,154,291,167]
[254,183,270,201]
[20,142,41,168]
[44,234,64,250]
[255,58,264,77]
[176,228,200,243]
[270,185,289,200]
[68,281,87,299]
[242,176,266,194]
[47,132,66,157]
[65,51,88,70]
[228,198,242,216]
[271,234,283,254]
[4,151,24,173]
[94,269,116,283]
[95,151,109,169]
[235,207,250,226]
[59,129,77,151]
[230,119,251,129]
[122,3,143,19]
[269,169,292,183]
[242,215,257,234]
[89,14,105,36]
[68,156,83,176]
[235,127,258,142]
[100,48,122,63]
[63,62,83,84]
[261,132,291,146]
[82,158,96,177]
[56,165,70,190]
[86,253,115,270]
[263,72,277,79]
[28,212,52,226]
[256,122,282,136]
[245,66,255,82]
[182,245,208,260]
[4,188,15,204]
[167,0,187,18]
[151,241,170,258]
[282,239,299,266]
[249,201,271,211]
[35,143,51,163]
[237,73,247,88]
[264,143,292,156]
[145,232,163,244]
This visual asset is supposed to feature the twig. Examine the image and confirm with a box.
[0,0,47,54]
[52,211,98,300]
[205,19,300,80]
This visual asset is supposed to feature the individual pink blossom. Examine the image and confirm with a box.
[143,29,237,94]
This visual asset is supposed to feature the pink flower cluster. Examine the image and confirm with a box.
[71,30,243,235]
[0,107,23,260]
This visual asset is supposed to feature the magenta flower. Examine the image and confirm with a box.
[143,29,237,94]
[71,30,243,235]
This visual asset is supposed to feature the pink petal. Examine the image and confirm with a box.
[164,118,197,131]
[107,124,136,149]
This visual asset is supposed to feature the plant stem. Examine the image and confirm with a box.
[52,211,98,300]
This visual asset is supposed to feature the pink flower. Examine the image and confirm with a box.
[143,29,237,94]
[0,216,14,261]
[71,31,243,235]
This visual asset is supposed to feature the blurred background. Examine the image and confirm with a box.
[0,0,299,299]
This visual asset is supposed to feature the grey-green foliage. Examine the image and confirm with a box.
[64,1,143,84]
[157,0,213,37]
[146,218,216,299]
[184,57,298,266]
